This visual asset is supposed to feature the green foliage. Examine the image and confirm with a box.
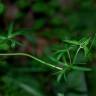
[0,0,96,96]
[0,22,95,96]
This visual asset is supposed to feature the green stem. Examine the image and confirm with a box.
[0,53,62,70]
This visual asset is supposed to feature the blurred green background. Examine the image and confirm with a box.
[0,0,96,96]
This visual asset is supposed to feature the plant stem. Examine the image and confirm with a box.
[0,53,63,70]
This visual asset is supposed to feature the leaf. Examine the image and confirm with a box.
[64,40,79,45]
[62,56,67,65]
[79,37,88,44]
[72,66,91,71]
[8,22,14,38]
[10,32,22,37]
[57,53,64,60]
[57,68,68,82]
[79,38,90,56]
[47,55,60,64]
[54,47,74,55]
[54,49,67,55]
[84,46,89,56]
[67,49,72,64]
[80,37,90,47]
[57,70,66,82]
[11,28,33,37]
[11,40,18,48]
[57,71,64,82]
